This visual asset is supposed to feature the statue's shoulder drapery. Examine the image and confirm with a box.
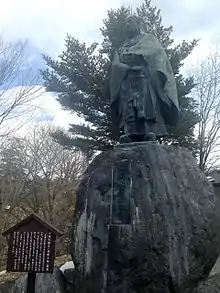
[110,32,179,124]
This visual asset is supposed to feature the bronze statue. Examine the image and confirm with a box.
[110,16,179,143]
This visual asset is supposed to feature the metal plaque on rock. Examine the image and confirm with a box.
[111,159,132,225]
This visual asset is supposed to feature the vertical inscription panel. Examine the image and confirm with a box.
[111,159,132,224]
[7,231,55,273]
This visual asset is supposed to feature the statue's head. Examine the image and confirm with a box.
[125,16,141,39]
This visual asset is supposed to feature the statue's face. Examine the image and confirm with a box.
[125,17,139,38]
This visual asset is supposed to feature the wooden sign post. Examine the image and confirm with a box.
[27,272,36,293]
[2,214,63,293]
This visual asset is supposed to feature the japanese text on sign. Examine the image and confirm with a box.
[11,231,52,272]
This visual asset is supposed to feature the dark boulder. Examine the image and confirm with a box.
[72,143,220,293]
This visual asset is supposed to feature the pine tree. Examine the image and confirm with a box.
[42,0,199,154]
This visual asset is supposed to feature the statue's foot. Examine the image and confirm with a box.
[144,132,157,142]
[119,135,131,144]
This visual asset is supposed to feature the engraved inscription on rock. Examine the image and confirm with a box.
[111,159,132,225]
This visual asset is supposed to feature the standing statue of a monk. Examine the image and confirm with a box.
[110,16,179,143]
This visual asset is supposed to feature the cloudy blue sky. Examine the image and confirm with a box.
[0,0,219,133]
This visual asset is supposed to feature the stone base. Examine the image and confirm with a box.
[115,140,159,149]
[72,144,220,293]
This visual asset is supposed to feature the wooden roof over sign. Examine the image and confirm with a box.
[2,213,63,237]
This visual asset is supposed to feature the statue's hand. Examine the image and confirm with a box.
[123,54,146,67]
[123,53,134,64]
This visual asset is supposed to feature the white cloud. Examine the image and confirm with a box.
[1,0,220,136]
[34,90,82,129]
[0,0,137,56]
[11,88,83,136]
[0,0,140,136]
[0,85,43,137]
[1,0,219,57]
[0,85,82,137]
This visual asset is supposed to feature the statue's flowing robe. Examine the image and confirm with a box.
[110,32,179,137]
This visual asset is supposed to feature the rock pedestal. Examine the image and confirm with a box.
[71,143,220,293]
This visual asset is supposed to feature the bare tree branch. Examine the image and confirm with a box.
[190,50,220,171]
[0,123,86,227]
[0,37,43,137]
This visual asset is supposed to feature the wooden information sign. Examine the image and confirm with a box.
[3,213,63,293]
